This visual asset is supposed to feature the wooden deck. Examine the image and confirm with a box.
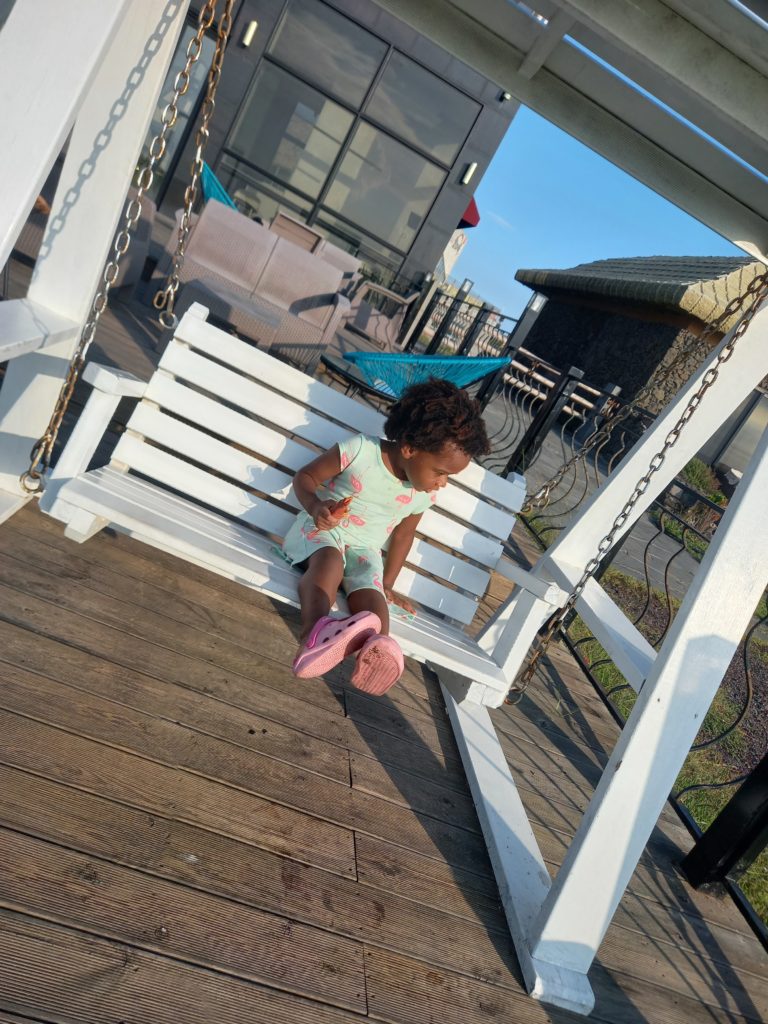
[0,266,766,1022]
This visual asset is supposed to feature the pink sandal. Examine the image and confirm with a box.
[350,634,404,695]
[292,611,381,679]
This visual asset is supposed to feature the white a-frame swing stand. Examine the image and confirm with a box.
[452,293,768,1013]
[0,1,767,1016]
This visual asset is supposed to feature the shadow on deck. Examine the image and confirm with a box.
[0,267,765,1023]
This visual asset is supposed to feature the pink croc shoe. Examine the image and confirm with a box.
[350,634,404,695]
[292,611,380,679]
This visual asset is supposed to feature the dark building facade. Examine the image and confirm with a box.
[151,0,517,285]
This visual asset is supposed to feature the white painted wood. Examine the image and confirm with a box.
[529,422,768,979]
[39,364,146,510]
[439,675,594,1013]
[518,10,574,79]
[550,0,768,156]
[110,434,297,537]
[64,507,109,544]
[0,300,79,361]
[545,560,656,691]
[0,490,29,526]
[125,405,299,505]
[0,0,130,267]
[0,0,190,497]
[144,373,317,471]
[82,363,147,398]
[406,539,490,597]
[176,313,385,435]
[480,587,555,677]
[393,567,478,624]
[495,558,566,605]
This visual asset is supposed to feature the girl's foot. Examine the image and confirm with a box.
[350,634,404,695]
[292,611,381,679]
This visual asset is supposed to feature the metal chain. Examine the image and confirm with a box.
[153,0,234,329]
[19,1,227,495]
[521,269,768,515]
[507,270,768,704]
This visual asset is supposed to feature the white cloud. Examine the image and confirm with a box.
[487,211,516,232]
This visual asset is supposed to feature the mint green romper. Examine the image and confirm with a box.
[281,434,434,594]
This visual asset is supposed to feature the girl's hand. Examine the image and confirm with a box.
[312,500,339,531]
[384,588,417,616]
[311,496,352,531]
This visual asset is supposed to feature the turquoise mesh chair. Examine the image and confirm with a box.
[342,352,510,398]
[201,162,237,210]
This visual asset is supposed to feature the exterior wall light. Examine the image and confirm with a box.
[241,20,258,47]
[461,161,478,185]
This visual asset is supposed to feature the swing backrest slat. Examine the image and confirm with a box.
[108,310,525,625]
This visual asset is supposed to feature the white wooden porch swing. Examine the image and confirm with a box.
[1,1,767,1015]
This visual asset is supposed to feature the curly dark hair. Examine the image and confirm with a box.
[384,378,490,459]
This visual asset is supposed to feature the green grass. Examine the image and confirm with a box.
[648,508,710,560]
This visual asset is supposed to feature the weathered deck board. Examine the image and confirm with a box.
[0,912,365,1024]
[0,828,367,1012]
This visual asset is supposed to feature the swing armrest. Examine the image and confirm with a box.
[82,362,148,398]
[495,557,567,606]
[41,365,147,506]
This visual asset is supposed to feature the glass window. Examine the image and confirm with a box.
[227,63,354,199]
[269,0,387,106]
[314,211,403,282]
[217,155,313,223]
[324,123,445,251]
[366,52,480,164]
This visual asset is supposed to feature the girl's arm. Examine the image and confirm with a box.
[293,445,343,529]
[383,513,422,614]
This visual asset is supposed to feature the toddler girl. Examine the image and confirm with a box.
[282,378,490,695]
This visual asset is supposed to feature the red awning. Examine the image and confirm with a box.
[458,197,480,228]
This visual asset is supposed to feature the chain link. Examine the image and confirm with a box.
[20,2,229,495]
[521,270,768,516]
[153,0,235,329]
[506,270,768,704]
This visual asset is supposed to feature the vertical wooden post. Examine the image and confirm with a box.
[529,421,768,979]
[0,0,190,504]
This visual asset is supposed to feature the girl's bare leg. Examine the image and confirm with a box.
[348,588,390,636]
[298,548,344,642]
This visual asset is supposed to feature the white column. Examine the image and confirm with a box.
[528,420,768,977]
[0,0,190,499]
[0,0,130,268]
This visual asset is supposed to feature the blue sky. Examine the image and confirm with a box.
[453,106,744,319]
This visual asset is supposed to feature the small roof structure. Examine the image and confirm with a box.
[516,254,768,331]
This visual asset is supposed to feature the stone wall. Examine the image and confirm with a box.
[523,300,719,412]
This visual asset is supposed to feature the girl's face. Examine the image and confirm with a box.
[401,441,471,493]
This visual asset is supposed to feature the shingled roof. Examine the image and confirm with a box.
[515,256,767,331]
